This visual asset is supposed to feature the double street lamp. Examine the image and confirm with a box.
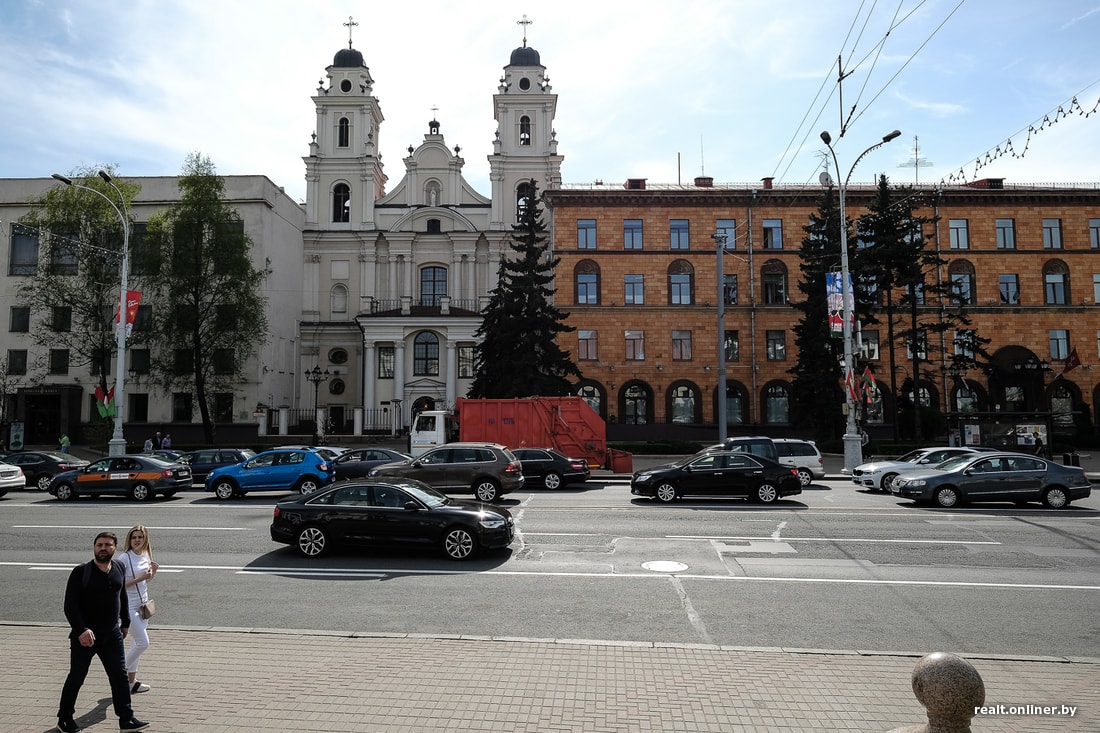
[305,365,330,444]
[52,171,130,457]
[819,129,902,473]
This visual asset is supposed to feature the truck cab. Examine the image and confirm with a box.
[409,410,459,457]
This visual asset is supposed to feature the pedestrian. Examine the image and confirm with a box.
[121,525,158,695]
[1034,433,1045,457]
[60,434,71,453]
[160,434,171,450]
[56,531,150,733]
[153,431,163,450]
[142,436,153,453]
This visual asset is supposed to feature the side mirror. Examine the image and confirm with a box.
[403,501,419,511]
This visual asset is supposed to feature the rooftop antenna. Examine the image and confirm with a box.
[700,136,705,176]
[898,135,933,184]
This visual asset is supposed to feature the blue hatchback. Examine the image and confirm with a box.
[205,448,335,499]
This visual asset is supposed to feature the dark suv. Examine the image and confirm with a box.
[367,442,524,502]
[183,448,256,485]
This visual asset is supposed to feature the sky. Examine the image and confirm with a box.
[2,0,1099,204]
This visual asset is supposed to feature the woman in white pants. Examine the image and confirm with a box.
[121,525,158,694]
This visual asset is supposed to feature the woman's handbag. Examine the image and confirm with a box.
[138,599,156,619]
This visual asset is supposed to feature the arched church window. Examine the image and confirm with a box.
[330,284,348,314]
[517,181,533,219]
[413,332,440,376]
[333,184,350,223]
[338,117,350,148]
[519,115,531,146]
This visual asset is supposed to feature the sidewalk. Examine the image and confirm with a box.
[7,623,1097,732]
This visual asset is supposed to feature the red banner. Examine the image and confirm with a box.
[114,290,142,336]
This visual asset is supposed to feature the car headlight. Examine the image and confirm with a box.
[634,473,653,483]
[479,517,506,529]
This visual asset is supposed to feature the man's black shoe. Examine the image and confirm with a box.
[119,718,149,732]
[56,719,81,733]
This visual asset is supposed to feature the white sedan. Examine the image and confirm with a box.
[849,447,993,492]
[0,461,27,496]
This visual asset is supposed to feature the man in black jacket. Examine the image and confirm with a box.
[56,531,150,733]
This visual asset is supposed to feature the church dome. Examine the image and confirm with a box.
[509,45,540,66]
[333,46,365,68]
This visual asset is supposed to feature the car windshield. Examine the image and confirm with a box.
[393,480,450,508]
[896,449,932,463]
[936,455,975,472]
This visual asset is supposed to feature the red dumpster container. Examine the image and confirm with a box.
[608,449,633,474]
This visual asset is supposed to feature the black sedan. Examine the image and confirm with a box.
[0,451,90,491]
[631,451,802,503]
[49,455,193,501]
[890,452,1092,508]
[332,447,412,481]
[270,478,515,560]
[512,447,590,489]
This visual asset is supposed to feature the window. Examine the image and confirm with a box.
[214,394,234,422]
[625,330,645,361]
[670,385,697,424]
[7,350,27,375]
[420,266,447,306]
[766,330,786,360]
[174,349,194,375]
[1049,329,1069,360]
[130,349,150,375]
[128,393,148,423]
[1091,219,1100,249]
[516,181,534,218]
[624,219,643,250]
[133,304,153,332]
[378,345,395,379]
[10,307,29,333]
[413,331,439,376]
[948,261,975,305]
[129,223,156,276]
[672,330,692,360]
[861,331,880,360]
[574,260,600,305]
[577,219,596,249]
[213,349,234,375]
[623,383,650,425]
[906,333,928,361]
[762,260,787,304]
[329,348,348,365]
[338,117,350,147]
[578,330,598,361]
[1043,261,1069,304]
[333,183,350,223]
[519,115,531,146]
[716,219,736,248]
[50,240,78,275]
[9,225,38,275]
[949,219,969,249]
[762,219,782,249]
[49,349,69,375]
[1043,219,1063,249]
[999,274,1020,304]
[1094,274,1100,305]
[995,219,1016,249]
[458,345,475,378]
[724,330,739,361]
[172,393,193,422]
[624,274,644,305]
[723,274,738,305]
[764,385,790,424]
[88,347,110,377]
[668,260,694,305]
[330,284,348,314]
[669,219,690,250]
[723,384,743,424]
[954,329,977,359]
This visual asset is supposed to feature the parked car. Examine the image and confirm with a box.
[150,449,187,463]
[631,451,801,504]
[0,461,26,496]
[511,447,590,489]
[773,439,825,486]
[205,448,335,499]
[182,448,257,484]
[332,447,412,481]
[0,451,90,491]
[849,446,994,492]
[697,436,779,461]
[275,445,347,461]
[367,442,524,502]
[49,455,193,502]
[269,478,515,560]
[891,452,1091,508]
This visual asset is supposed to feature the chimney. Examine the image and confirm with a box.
[694,176,713,187]
[761,177,774,190]
[625,178,647,190]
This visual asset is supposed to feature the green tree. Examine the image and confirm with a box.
[138,154,268,442]
[468,181,581,398]
[16,167,139,437]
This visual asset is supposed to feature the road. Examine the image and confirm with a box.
[2,474,1098,660]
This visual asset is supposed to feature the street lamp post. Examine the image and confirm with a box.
[712,232,729,442]
[52,171,130,457]
[818,129,902,473]
[304,365,330,444]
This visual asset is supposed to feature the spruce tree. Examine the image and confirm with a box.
[468,181,581,398]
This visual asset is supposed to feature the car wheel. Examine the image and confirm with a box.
[54,483,75,501]
[880,473,898,493]
[796,468,813,487]
[36,474,52,491]
[543,471,563,490]
[214,480,237,500]
[130,483,153,502]
[1042,487,1070,509]
[296,525,328,557]
[474,480,500,502]
[756,483,779,503]
[655,482,677,503]
[297,476,320,495]
[935,486,960,508]
[442,526,478,560]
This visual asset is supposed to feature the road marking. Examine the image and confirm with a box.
[715,540,796,554]
[671,535,1000,545]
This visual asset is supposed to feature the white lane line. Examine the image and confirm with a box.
[670,535,1001,545]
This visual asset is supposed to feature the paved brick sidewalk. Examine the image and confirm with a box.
[7,623,1097,733]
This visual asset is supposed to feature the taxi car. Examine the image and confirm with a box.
[49,455,193,502]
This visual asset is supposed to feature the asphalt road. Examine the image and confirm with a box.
[3,475,1098,660]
